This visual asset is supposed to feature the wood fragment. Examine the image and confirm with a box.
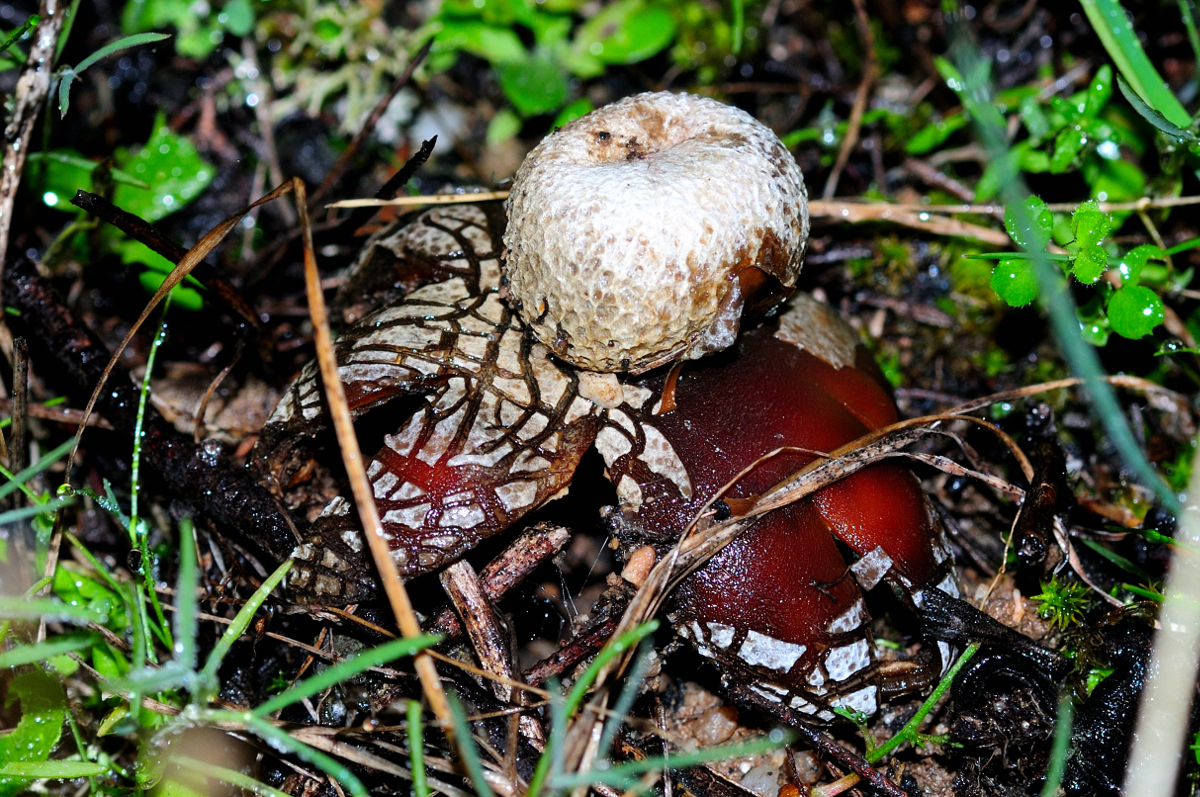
[0,0,67,287]
[9,336,28,476]
[441,560,544,744]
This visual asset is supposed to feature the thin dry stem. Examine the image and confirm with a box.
[292,177,454,736]
[822,0,876,200]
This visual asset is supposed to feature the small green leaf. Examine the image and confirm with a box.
[975,148,1020,201]
[53,562,129,631]
[1004,194,1053,250]
[91,640,129,680]
[113,113,213,222]
[1050,125,1088,172]
[139,271,204,312]
[1077,294,1112,345]
[1108,285,1164,338]
[176,21,222,60]
[219,0,254,37]
[991,258,1039,306]
[486,109,522,144]
[573,0,675,65]
[0,670,67,797]
[498,54,569,116]
[56,69,75,118]
[551,98,594,129]
[905,114,968,155]
[433,20,526,65]
[1116,244,1165,286]
[312,18,341,41]
[1019,95,1051,142]
[1072,199,1115,248]
[1083,156,1146,203]
[1084,64,1113,116]
[1073,244,1109,284]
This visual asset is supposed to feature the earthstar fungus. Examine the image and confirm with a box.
[253,93,951,724]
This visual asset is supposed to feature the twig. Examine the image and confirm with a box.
[69,191,265,343]
[428,524,570,639]
[292,177,455,736]
[9,336,28,476]
[0,0,67,286]
[440,560,543,744]
[822,0,877,200]
[241,38,294,228]
[0,396,111,428]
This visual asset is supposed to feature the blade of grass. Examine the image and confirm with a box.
[129,313,169,545]
[173,516,196,669]
[1116,78,1197,141]
[0,596,105,624]
[1041,694,1074,797]
[408,700,429,797]
[446,694,495,797]
[0,630,96,667]
[596,638,656,761]
[71,32,171,74]
[0,761,108,778]
[1078,0,1191,127]
[62,531,126,597]
[196,558,290,700]
[130,311,173,650]
[0,495,74,525]
[551,732,790,791]
[172,756,292,797]
[867,643,979,763]
[1180,0,1200,78]
[0,438,73,503]
[730,0,744,54]
[526,621,660,797]
[52,0,79,64]
[252,634,441,717]
[0,14,38,59]
[241,714,368,797]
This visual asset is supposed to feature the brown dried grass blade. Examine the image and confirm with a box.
[291,178,455,735]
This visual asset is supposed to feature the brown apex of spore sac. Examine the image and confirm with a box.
[600,296,952,720]
[503,91,809,374]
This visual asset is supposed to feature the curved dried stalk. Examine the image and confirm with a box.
[293,178,455,737]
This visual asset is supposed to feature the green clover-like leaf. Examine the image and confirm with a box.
[1108,285,1164,339]
[1116,244,1165,286]
[1073,199,1115,249]
[1073,244,1108,284]
[1004,194,1053,250]
[991,258,1039,306]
